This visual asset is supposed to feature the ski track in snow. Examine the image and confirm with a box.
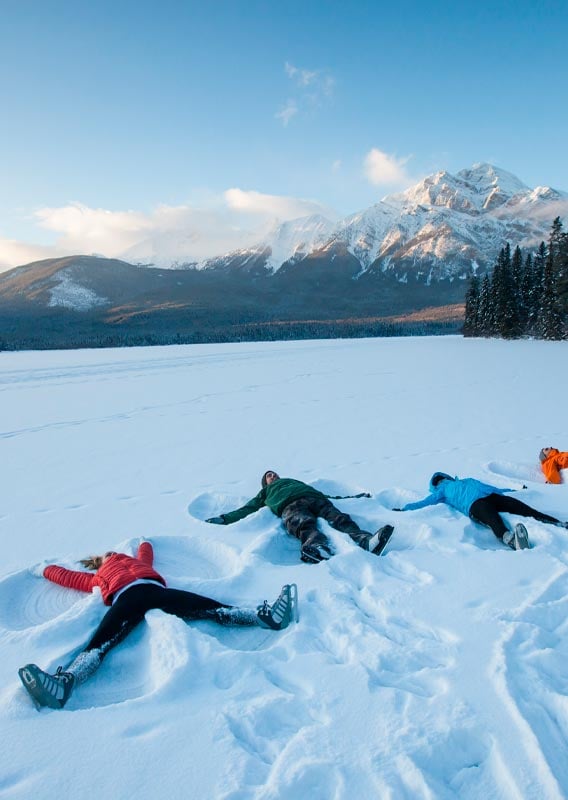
[1,338,568,799]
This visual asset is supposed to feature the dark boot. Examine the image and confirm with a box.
[257,584,298,630]
[19,664,75,709]
[301,542,333,563]
[368,524,395,556]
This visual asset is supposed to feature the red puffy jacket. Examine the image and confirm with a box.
[43,542,166,606]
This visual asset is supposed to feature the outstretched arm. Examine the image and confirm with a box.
[399,493,443,512]
[43,565,95,593]
[136,541,154,565]
[207,491,267,525]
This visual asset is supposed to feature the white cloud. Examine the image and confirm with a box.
[332,160,342,173]
[275,100,298,126]
[35,204,153,255]
[364,148,413,187]
[0,238,58,271]
[0,190,336,271]
[285,62,318,87]
[277,62,334,125]
[224,188,330,220]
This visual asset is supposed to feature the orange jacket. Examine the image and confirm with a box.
[43,542,166,605]
[541,449,568,484]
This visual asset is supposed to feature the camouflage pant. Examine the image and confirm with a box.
[280,496,371,555]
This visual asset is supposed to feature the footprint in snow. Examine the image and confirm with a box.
[497,570,568,789]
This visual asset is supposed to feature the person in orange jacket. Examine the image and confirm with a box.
[539,448,568,484]
[18,540,297,709]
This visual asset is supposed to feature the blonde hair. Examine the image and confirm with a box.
[79,555,104,571]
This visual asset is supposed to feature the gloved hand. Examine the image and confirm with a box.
[132,537,149,552]
[30,560,53,577]
[206,516,225,525]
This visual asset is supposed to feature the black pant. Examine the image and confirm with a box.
[281,496,370,554]
[469,493,560,540]
[85,583,229,657]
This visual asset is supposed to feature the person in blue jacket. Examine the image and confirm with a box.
[394,472,567,550]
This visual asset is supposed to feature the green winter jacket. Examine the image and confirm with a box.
[221,478,326,524]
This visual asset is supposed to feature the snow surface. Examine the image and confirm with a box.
[1,336,568,799]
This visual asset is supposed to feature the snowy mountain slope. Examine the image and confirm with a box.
[326,163,565,277]
[259,214,336,271]
[1,336,568,799]
[203,163,567,278]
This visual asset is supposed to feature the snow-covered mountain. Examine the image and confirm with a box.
[200,163,567,280]
[112,163,566,283]
[1,163,566,349]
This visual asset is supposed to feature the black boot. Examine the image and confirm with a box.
[301,543,333,563]
[368,524,395,556]
[257,584,298,630]
[19,664,75,709]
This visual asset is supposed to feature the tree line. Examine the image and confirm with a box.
[0,317,461,352]
[463,217,568,340]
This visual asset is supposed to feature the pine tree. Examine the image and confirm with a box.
[491,243,521,338]
[488,248,503,335]
[463,274,481,336]
[539,251,564,339]
[549,216,563,265]
[519,252,533,333]
[478,273,492,336]
[528,241,547,334]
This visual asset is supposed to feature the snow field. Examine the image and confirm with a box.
[0,336,567,799]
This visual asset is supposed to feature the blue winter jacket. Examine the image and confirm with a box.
[401,477,513,517]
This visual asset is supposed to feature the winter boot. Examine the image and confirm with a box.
[300,542,333,564]
[502,530,517,550]
[257,584,298,630]
[19,664,75,709]
[368,524,395,556]
[513,523,530,550]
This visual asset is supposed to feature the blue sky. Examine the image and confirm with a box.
[0,0,567,267]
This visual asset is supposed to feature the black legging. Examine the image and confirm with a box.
[469,493,560,540]
[85,583,229,657]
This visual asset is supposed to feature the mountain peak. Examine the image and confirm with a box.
[385,162,529,215]
[456,162,528,196]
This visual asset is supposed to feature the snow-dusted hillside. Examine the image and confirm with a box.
[1,336,568,799]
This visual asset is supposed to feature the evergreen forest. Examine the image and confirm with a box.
[463,217,568,340]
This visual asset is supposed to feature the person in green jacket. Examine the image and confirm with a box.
[206,470,393,563]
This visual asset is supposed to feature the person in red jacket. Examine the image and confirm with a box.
[540,447,568,484]
[19,540,298,710]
